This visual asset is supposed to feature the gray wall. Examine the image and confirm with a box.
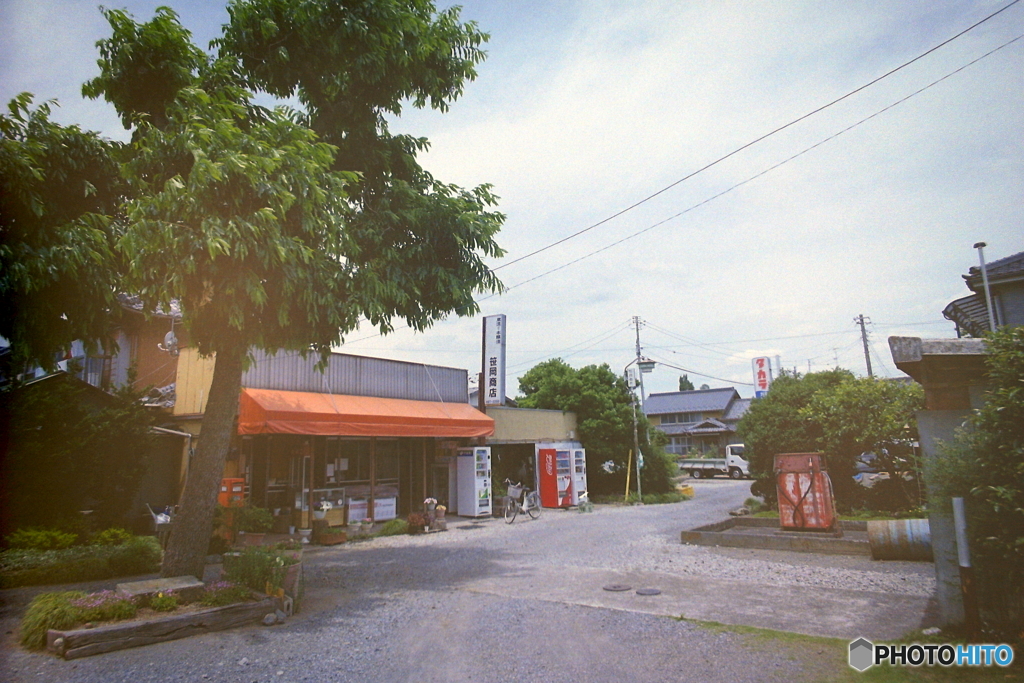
[242,350,469,403]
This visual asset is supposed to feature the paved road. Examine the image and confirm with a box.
[0,479,936,682]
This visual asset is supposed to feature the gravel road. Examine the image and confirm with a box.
[0,479,936,682]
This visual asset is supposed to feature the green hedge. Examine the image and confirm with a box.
[0,536,162,589]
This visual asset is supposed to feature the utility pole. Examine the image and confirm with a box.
[855,314,873,378]
[631,316,645,503]
[974,242,997,332]
[633,316,648,411]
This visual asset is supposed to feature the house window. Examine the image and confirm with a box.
[667,436,692,455]
[660,412,702,425]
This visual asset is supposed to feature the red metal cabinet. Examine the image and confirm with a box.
[774,453,837,531]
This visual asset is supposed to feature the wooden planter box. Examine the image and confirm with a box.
[318,532,347,545]
[46,597,277,660]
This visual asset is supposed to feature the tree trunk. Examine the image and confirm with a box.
[161,340,246,579]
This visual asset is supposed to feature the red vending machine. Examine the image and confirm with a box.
[774,453,837,531]
[537,442,586,508]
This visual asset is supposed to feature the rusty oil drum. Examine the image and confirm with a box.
[867,518,932,561]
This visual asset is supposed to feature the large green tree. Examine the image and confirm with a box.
[517,359,675,496]
[39,1,505,578]
[0,96,125,373]
[738,369,924,511]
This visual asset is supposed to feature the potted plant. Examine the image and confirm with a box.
[318,526,347,546]
[407,512,426,534]
[435,504,446,520]
[235,505,274,546]
[312,501,331,521]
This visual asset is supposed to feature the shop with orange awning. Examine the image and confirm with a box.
[233,387,494,528]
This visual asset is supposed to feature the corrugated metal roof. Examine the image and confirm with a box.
[943,293,989,337]
[242,350,468,403]
[645,388,738,415]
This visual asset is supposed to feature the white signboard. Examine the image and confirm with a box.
[752,356,773,398]
[482,314,507,406]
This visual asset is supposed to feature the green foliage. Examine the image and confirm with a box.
[0,374,154,536]
[149,590,179,612]
[5,527,77,551]
[517,359,675,495]
[222,546,299,593]
[378,518,408,536]
[0,95,125,372]
[92,527,133,546]
[69,589,138,622]
[19,589,140,649]
[737,369,924,512]
[932,326,1024,639]
[106,535,162,576]
[678,374,695,391]
[234,505,274,533]
[1,534,162,588]
[9,0,505,578]
[19,591,86,649]
[198,580,252,607]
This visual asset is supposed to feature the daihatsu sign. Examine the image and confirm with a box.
[752,356,773,398]
[482,314,506,406]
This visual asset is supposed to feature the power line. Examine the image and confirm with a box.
[645,353,754,387]
[496,32,1024,297]
[491,0,1022,273]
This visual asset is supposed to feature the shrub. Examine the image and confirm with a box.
[106,536,162,576]
[19,591,85,649]
[149,590,179,612]
[5,527,78,551]
[91,527,133,546]
[378,519,408,536]
[207,535,230,556]
[223,547,299,593]
[931,326,1024,640]
[69,590,137,622]
[199,580,252,607]
[234,505,274,533]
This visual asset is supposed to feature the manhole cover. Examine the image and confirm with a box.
[602,584,632,592]
[635,588,661,596]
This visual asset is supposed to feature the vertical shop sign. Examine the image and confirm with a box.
[752,356,773,398]
[482,314,507,406]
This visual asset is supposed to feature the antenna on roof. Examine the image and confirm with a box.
[157,318,179,357]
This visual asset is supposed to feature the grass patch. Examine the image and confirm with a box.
[590,491,692,505]
[0,536,162,588]
[673,617,1022,682]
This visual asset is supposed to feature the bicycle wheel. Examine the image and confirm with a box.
[504,496,518,523]
[525,491,541,519]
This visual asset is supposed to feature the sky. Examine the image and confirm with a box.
[2,0,1022,399]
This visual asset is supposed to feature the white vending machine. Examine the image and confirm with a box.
[456,447,492,517]
[572,447,587,501]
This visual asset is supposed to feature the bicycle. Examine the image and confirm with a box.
[503,479,542,523]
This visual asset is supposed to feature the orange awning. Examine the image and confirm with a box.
[238,388,494,438]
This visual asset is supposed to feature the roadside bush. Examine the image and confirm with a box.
[19,591,85,649]
[5,527,77,551]
[198,580,252,607]
[69,589,137,622]
[0,535,162,588]
[106,536,162,576]
[222,546,299,593]
[234,505,274,534]
[378,519,408,536]
[930,326,1024,641]
[91,527,133,546]
[149,590,179,612]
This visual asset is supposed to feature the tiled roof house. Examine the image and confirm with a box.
[645,388,750,456]
[943,250,1024,337]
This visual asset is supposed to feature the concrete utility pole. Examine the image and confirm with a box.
[855,314,873,378]
[632,316,648,410]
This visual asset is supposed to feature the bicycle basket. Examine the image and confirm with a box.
[506,484,523,499]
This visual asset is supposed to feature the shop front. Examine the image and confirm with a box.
[235,388,494,528]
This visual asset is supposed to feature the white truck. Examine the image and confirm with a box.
[680,444,749,480]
